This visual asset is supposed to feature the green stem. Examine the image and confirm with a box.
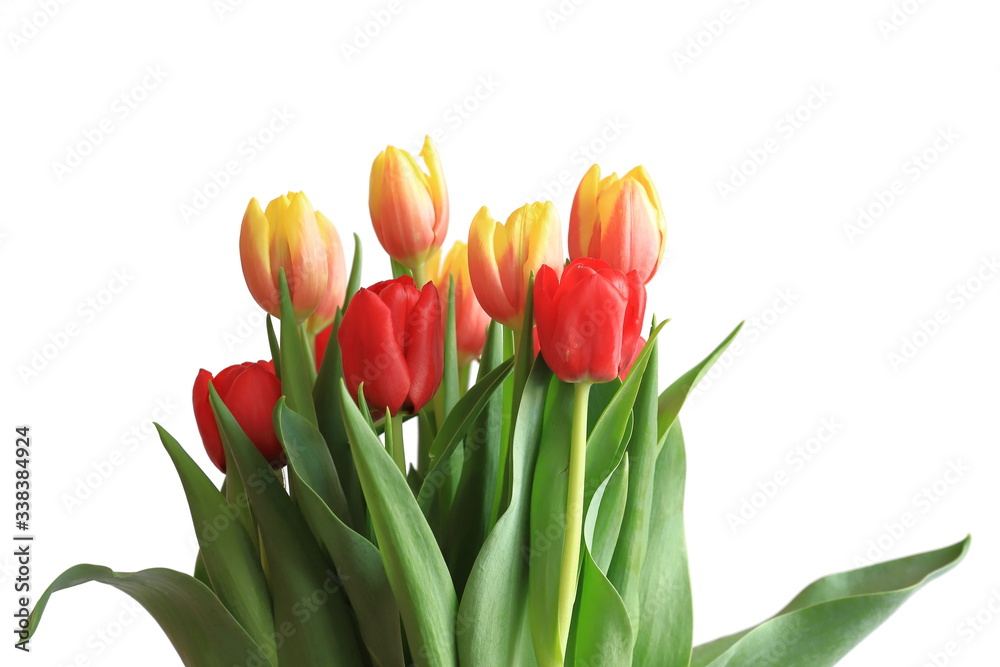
[411,262,427,288]
[556,381,592,656]
[298,323,318,384]
[389,413,406,475]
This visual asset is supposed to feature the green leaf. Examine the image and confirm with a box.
[690,536,971,667]
[458,358,552,665]
[313,308,366,535]
[657,321,743,442]
[445,320,506,596]
[210,387,363,665]
[585,320,667,506]
[193,551,210,589]
[266,315,281,379]
[418,357,514,515]
[277,269,318,424]
[607,328,660,629]
[634,420,693,666]
[391,257,412,279]
[29,565,274,667]
[592,453,630,573]
[440,275,460,419]
[572,454,634,666]
[275,400,405,666]
[157,425,275,664]
[339,380,458,667]
[345,233,363,303]
[528,378,575,666]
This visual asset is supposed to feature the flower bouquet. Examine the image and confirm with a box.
[28,138,968,666]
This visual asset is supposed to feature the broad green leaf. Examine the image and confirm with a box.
[157,425,275,663]
[210,387,363,665]
[593,454,630,573]
[277,269,317,424]
[587,377,623,435]
[528,378,575,666]
[446,320,506,596]
[418,358,514,515]
[312,308,366,534]
[458,358,552,665]
[690,536,971,667]
[572,454,634,665]
[585,321,667,505]
[29,565,274,667]
[193,551,210,589]
[339,381,458,667]
[657,321,743,443]
[607,329,660,628]
[276,401,405,666]
[634,421,692,666]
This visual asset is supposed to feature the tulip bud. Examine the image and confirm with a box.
[534,258,646,384]
[193,361,284,473]
[569,164,666,284]
[428,241,491,364]
[240,191,340,323]
[468,201,563,330]
[369,136,449,270]
[305,211,347,335]
[338,275,443,417]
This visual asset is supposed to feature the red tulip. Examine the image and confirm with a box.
[338,275,443,417]
[534,258,646,384]
[193,361,284,473]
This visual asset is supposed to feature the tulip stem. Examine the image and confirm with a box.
[411,262,427,288]
[556,380,592,658]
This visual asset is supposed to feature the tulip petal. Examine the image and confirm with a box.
[369,151,386,229]
[420,135,449,247]
[225,364,284,463]
[240,198,279,317]
[404,282,444,413]
[306,211,347,334]
[378,146,437,265]
[569,164,602,260]
[469,206,517,327]
[270,192,327,320]
[338,288,411,416]
[193,369,226,472]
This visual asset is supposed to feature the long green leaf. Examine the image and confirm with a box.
[157,425,276,664]
[572,454,634,665]
[592,453,630,573]
[634,420,692,666]
[277,269,318,424]
[339,381,458,667]
[345,232,363,303]
[446,320,506,596]
[528,378,575,666]
[458,358,552,665]
[691,536,971,667]
[29,565,274,667]
[276,401,405,666]
[210,387,363,665]
[607,328,660,629]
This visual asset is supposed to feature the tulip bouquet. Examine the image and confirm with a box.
[30,138,967,667]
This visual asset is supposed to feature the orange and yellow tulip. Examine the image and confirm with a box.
[239,191,345,324]
[569,164,666,284]
[428,241,491,364]
[369,136,448,270]
[468,201,563,331]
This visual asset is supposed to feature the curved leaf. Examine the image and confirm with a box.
[157,425,275,663]
[29,565,274,667]
[634,420,692,666]
[339,381,458,667]
[276,401,405,666]
[458,358,552,665]
[691,536,971,667]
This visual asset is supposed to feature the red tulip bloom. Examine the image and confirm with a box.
[338,275,443,416]
[534,258,646,384]
[193,361,284,473]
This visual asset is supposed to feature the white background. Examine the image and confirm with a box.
[3,0,998,665]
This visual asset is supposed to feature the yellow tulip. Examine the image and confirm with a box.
[569,164,666,284]
[239,192,345,324]
[369,135,448,271]
[468,201,563,330]
[428,241,491,364]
